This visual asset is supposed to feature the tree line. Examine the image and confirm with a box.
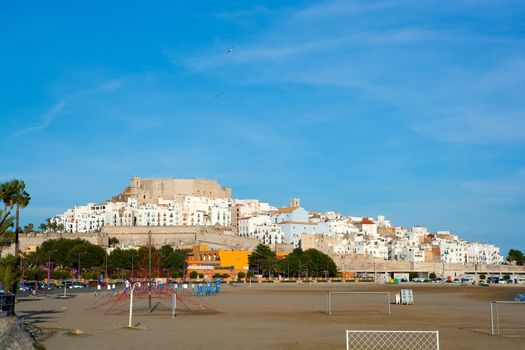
[9,238,190,281]
[248,244,339,278]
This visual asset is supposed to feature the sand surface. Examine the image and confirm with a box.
[15,283,525,349]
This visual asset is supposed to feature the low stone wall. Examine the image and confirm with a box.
[333,255,525,275]
[8,226,266,255]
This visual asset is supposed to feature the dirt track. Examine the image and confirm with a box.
[16,283,525,349]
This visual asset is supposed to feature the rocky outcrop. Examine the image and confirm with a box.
[0,317,35,350]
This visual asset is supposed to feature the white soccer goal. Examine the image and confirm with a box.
[346,330,439,350]
[490,301,525,336]
[326,292,391,315]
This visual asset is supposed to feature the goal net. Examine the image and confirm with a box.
[326,292,391,315]
[490,301,525,336]
[346,330,439,350]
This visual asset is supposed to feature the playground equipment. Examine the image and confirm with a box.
[86,279,222,317]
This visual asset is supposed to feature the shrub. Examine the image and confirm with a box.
[189,271,198,279]
[52,270,71,280]
[198,273,204,279]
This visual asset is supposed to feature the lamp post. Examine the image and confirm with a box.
[131,253,135,280]
[148,230,152,312]
[47,250,58,284]
[78,251,87,281]
[105,254,108,282]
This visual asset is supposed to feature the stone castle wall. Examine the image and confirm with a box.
[114,177,232,204]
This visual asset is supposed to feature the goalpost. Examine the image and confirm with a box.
[326,292,391,315]
[346,330,439,350]
[489,301,525,336]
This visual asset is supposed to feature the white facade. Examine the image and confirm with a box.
[50,193,504,265]
[238,215,284,245]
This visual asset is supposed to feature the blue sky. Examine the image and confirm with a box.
[1,1,524,254]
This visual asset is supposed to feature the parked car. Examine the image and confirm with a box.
[87,280,107,288]
[61,281,87,289]
[18,284,31,292]
[24,281,44,290]
[43,283,59,290]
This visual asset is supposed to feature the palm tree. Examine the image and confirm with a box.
[0,261,18,293]
[0,214,15,255]
[0,181,17,218]
[8,180,31,257]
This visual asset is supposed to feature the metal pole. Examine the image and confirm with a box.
[131,254,134,280]
[172,293,176,318]
[490,302,494,336]
[148,231,152,312]
[328,292,332,315]
[128,286,134,327]
[47,252,51,284]
[496,303,500,336]
[436,331,440,350]
[105,254,108,282]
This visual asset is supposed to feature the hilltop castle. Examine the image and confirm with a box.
[112,176,232,205]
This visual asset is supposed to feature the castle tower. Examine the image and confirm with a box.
[290,197,300,208]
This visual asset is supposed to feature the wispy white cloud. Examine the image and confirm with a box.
[293,0,399,20]
[179,0,525,145]
[9,100,66,139]
[214,5,271,19]
[460,170,525,206]
[9,78,127,140]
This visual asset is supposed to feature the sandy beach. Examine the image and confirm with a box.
[14,282,525,350]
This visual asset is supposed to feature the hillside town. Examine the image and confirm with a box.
[50,177,503,265]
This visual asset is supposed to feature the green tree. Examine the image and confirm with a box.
[280,248,337,278]
[34,238,105,270]
[0,255,19,292]
[237,271,246,281]
[0,181,17,218]
[249,244,276,276]
[0,214,15,251]
[108,237,120,248]
[189,271,198,279]
[507,249,524,265]
[5,180,31,256]
[429,272,437,280]
[22,224,34,234]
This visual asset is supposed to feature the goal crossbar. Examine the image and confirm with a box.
[326,292,391,315]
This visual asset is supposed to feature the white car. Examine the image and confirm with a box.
[62,281,86,289]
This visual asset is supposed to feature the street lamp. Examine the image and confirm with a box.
[47,249,58,284]
[131,253,136,280]
[78,251,87,281]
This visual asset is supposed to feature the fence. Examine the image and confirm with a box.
[490,301,525,336]
[326,292,391,315]
[346,330,439,350]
